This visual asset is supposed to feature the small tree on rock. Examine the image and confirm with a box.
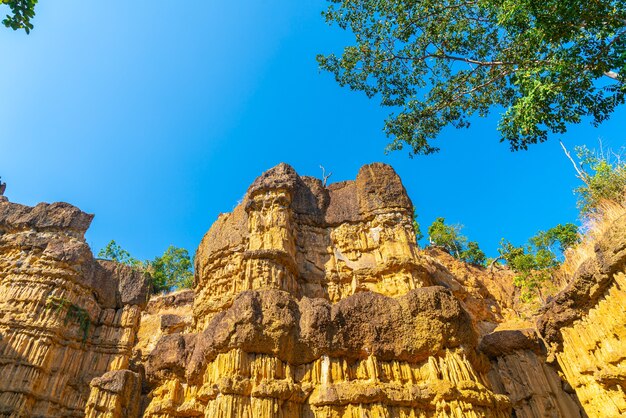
[148,246,194,293]
[427,217,486,266]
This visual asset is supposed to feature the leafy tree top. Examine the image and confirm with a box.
[498,223,580,302]
[426,217,486,266]
[428,217,466,257]
[318,0,626,155]
[2,0,37,33]
[150,245,194,293]
[97,240,141,268]
[97,240,194,293]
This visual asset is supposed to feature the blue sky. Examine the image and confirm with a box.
[1,0,624,261]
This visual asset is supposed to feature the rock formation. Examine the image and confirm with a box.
[0,162,624,417]
[141,163,581,418]
[537,213,626,416]
[0,201,149,417]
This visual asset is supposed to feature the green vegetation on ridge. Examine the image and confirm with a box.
[415,144,625,303]
[97,241,194,294]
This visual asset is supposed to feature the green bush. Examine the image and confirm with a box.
[149,246,194,293]
[573,145,626,215]
[98,241,194,293]
[97,240,142,268]
[499,223,580,302]
[412,210,424,242]
[427,217,486,266]
[460,241,486,267]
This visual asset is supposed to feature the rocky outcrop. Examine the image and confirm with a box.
[2,162,625,418]
[480,329,583,417]
[145,287,511,417]
[538,213,626,417]
[142,163,520,417]
[136,290,194,362]
[85,370,142,418]
[192,163,427,331]
[0,201,149,417]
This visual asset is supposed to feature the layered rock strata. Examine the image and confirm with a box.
[538,214,626,417]
[146,288,511,417]
[192,163,427,331]
[144,163,519,417]
[136,290,194,361]
[480,329,583,417]
[0,201,149,417]
[3,162,625,418]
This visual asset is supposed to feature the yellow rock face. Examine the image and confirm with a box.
[5,164,626,418]
[556,272,626,416]
[144,164,517,418]
[136,290,194,362]
[0,201,149,418]
[144,349,510,418]
[193,163,426,331]
[538,214,626,417]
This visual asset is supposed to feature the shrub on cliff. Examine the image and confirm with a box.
[149,246,194,293]
[498,223,580,302]
[566,144,626,215]
[98,240,142,268]
[427,217,486,266]
[412,210,424,242]
[98,241,194,293]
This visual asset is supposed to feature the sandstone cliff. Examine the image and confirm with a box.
[141,163,583,418]
[0,200,150,417]
[0,163,624,418]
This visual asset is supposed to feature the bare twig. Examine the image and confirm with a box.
[560,141,589,185]
[320,165,333,187]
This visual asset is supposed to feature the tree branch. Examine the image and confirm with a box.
[560,141,589,185]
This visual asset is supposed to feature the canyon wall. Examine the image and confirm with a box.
[0,198,149,417]
[0,163,625,417]
[142,163,580,418]
[538,213,626,416]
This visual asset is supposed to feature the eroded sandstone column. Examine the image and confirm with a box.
[0,201,149,417]
[145,163,512,418]
[538,214,626,417]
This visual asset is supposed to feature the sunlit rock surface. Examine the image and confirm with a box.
[538,214,626,417]
[0,201,149,417]
[1,163,624,417]
[192,163,426,332]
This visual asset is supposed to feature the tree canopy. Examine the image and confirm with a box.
[498,223,579,301]
[98,240,194,293]
[2,0,37,33]
[149,246,194,293]
[97,240,142,268]
[318,0,626,155]
[427,217,486,266]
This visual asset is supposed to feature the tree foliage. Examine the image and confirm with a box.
[149,245,194,293]
[566,144,626,215]
[460,241,486,266]
[97,240,142,268]
[412,209,424,241]
[98,240,194,293]
[318,0,626,155]
[427,217,485,265]
[2,0,37,33]
[498,223,579,301]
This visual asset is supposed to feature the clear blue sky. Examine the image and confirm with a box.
[1,1,624,260]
